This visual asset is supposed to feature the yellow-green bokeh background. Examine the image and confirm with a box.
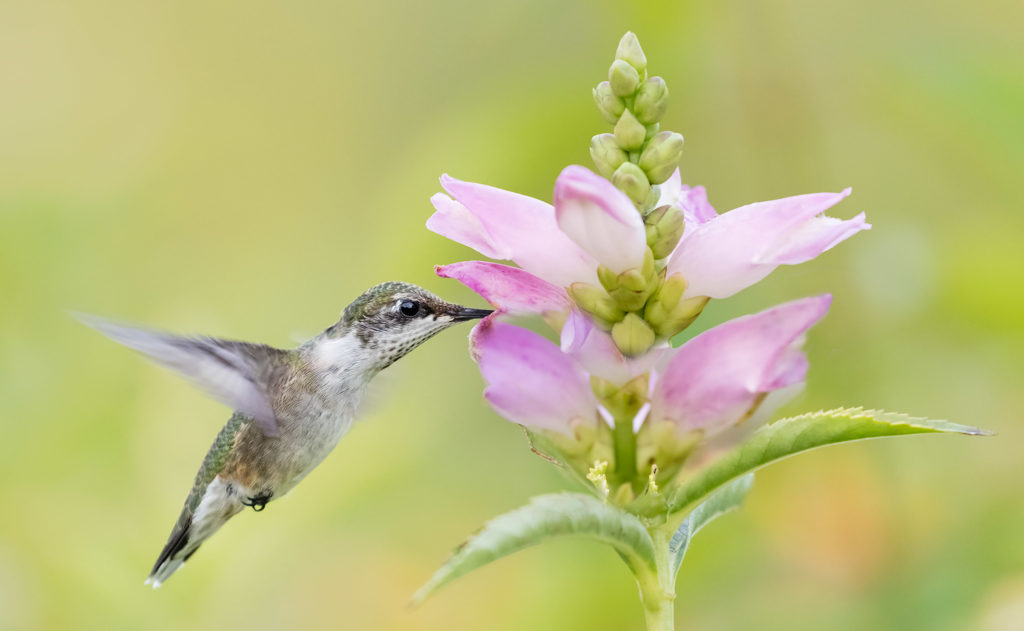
[1,1,1021,629]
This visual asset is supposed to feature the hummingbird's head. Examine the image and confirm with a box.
[332,282,492,370]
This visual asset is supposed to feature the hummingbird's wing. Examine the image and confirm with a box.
[77,314,287,436]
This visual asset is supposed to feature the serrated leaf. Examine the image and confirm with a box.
[668,473,753,579]
[661,407,988,517]
[413,493,655,604]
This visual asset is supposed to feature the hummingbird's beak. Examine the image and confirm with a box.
[450,307,494,322]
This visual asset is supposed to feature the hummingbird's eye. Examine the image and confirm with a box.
[399,300,420,317]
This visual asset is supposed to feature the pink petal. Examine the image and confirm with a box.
[758,212,870,265]
[678,185,717,224]
[471,318,596,434]
[560,309,632,384]
[667,189,868,299]
[436,261,571,316]
[560,309,672,386]
[657,170,717,225]
[436,175,599,288]
[426,193,507,260]
[650,295,832,433]
[553,165,647,274]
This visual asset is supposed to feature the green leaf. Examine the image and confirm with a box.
[668,473,753,579]
[412,493,655,604]
[660,408,988,517]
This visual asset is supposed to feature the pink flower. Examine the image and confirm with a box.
[553,166,648,274]
[471,318,597,433]
[427,174,600,289]
[470,296,831,435]
[429,166,867,311]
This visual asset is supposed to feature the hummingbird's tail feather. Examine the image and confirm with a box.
[146,516,195,588]
[146,476,245,588]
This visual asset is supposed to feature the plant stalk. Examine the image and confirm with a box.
[636,526,676,630]
[612,414,638,486]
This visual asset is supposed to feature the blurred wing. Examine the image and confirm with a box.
[77,314,285,437]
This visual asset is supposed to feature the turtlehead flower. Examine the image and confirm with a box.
[553,165,647,275]
[659,172,868,300]
[415,35,974,631]
[429,165,867,322]
[470,296,831,438]
[426,175,599,290]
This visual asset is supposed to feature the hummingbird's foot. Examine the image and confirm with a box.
[242,491,273,512]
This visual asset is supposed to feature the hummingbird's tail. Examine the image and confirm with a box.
[145,516,195,588]
[146,476,244,588]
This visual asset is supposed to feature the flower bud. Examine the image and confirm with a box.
[609,286,648,312]
[634,77,669,125]
[590,375,619,401]
[613,482,635,505]
[568,283,626,326]
[609,59,640,97]
[593,374,649,419]
[611,313,656,356]
[597,264,620,293]
[636,421,701,481]
[611,161,651,206]
[590,134,628,179]
[644,278,710,338]
[644,205,686,259]
[639,132,685,185]
[618,269,647,292]
[613,109,646,151]
[593,81,625,124]
[639,185,661,214]
[615,32,647,75]
[653,273,687,308]
[598,255,657,312]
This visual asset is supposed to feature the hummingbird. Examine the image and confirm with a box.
[79,282,491,588]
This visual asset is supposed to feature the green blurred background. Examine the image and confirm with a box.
[1,1,1021,629]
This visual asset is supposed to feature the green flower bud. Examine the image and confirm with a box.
[590,375,619,401]
[611,161,650,206]
[608,287,647,312]
[611,313,656,357]
[646,263,665,296]
[636,421,702,481]
[615,32,647,75]
[568,283,625,325]
[593,374,649,420]
[639,185,661,214]
[644,205,686,259]
[609,59,640,97]
[676,295,709,320]
[641,247,656,280]
[618,269,647,292]
[644,288,710,339]
[643,274,687,336]
[654,273,687,307]
[593,81,625,124]
[613,482,635,505]
[597,264,620,293]
[590,134,628,179]
[634,77,669,124]
[600,251,659,312]
[639,132,685,185]
[613,109,646,151]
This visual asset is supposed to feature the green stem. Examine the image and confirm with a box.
[636,526,676,630]
[612,415,638,485]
